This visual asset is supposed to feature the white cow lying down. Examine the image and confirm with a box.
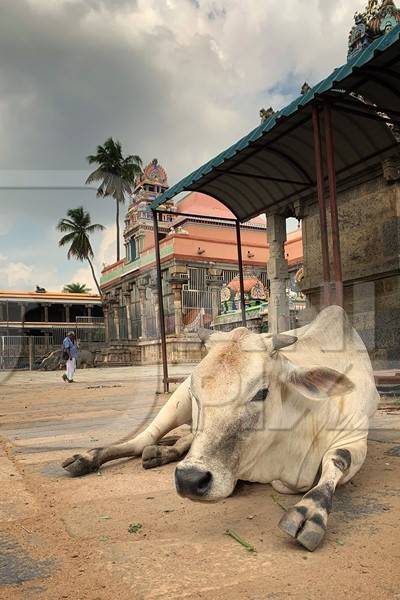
[63,306,379,551]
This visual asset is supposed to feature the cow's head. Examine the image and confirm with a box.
[175,327,353,502]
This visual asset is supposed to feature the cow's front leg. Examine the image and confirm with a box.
[62,377,192,476]
[142,433,194,469]
[278,447,354,552]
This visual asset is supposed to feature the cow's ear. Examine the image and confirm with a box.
[286,365,354,400]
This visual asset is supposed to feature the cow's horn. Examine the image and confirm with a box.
[272,334,298,351]
[197,328,213,343]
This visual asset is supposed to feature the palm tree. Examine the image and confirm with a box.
[86,138,142,261]
[57,207,105,297]
[63,282,92,294]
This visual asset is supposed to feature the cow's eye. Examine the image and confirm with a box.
[252,388,269,402]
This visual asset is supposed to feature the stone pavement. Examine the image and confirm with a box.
[0,366,400,600]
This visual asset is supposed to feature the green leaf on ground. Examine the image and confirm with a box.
[271,495,287,511]
[99,515,111,520]
[225,529,256,553]
[128,523,143,534]
[98,536,110,542]
[335,538,345,546]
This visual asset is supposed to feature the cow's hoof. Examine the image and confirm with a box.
[296,521,326,552]
[278,507,326,552]
[142,445,178,470]
[142,445,164,469]
[62,452,99,477]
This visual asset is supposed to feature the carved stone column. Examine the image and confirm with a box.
[43,304,49,322]
[172,284,183,336]
[102,302,110,343]
[147,273,162,339]
[168,265,189,337]
[122,283,133,341]
[151,289,160,338]
[206,267,223,321]
[137,283,148,339]
[114,302,121,340]
[267,213,289,333]
[111,292,121,341]
[86,305,92,318]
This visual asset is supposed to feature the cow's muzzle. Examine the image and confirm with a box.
[175,466,213,499]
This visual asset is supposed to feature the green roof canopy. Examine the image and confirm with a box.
[151,25,400,222]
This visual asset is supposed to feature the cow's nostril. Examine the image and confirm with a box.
[175,466,213,498]
[196,470,212,495]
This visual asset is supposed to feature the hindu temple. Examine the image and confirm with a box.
[99,160,303,365]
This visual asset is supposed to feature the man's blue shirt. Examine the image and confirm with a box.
[63,337,78,359]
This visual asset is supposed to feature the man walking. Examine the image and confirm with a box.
[62,331,78,383]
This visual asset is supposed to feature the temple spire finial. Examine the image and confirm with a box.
[348,0,400,60]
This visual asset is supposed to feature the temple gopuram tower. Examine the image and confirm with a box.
[123,159,172,261]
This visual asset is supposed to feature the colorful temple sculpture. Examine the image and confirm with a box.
[348,0,400,59]
[99,160,303,365]
[216,273,268,331]
[220,274,267,314]
[215,272,305,332]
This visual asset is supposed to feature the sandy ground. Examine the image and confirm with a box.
[0,366,400,600]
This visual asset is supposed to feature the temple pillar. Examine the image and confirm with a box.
[44,305,49,322]
[152,289,160,338]
[65,304,71,323]
[206,268,223,321]
[171,284,183,336]
[112,300,120,340]
[168,265,189,337]
[147,275,160,339]
[267,213,289,334]
[138,284,148,339]
[86,305,92,318]
[123,284,133,341]
[103,303,110,342]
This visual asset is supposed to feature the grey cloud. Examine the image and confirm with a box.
[0,0,365,290]
[68,0,139,12]
[0,0,242,183]
[0,2,166,170]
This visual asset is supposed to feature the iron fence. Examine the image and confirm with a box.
[0,318,106,371]
[182,288,213,310]
[0,335,53,370]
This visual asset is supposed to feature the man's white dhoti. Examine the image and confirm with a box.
[66,357,76,381]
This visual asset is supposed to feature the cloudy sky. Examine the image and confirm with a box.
[0,0,367,292]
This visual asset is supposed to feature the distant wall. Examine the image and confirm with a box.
[95,337,204,367]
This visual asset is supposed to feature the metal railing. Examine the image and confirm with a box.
[0,321,106,371]
[0,335,55,370]
[182,289,213,310]
[76,316,105,325]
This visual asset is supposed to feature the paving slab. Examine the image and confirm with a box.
[0,532,56,586]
